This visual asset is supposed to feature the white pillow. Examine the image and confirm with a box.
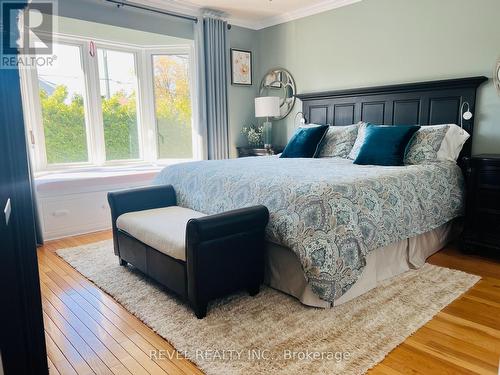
[436,124,470,162]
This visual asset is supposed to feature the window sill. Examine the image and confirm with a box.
[35,161,188,196]
[34,159,192,177]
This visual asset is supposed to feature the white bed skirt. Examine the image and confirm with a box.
[264,220,459,308]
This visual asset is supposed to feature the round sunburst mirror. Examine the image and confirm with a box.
[259,68,296,120]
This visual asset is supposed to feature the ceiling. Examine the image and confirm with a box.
[139,0,361,29]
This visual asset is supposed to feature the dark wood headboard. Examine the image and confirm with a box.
[296,76,487,157]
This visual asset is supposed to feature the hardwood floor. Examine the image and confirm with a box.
[38,231,500,375]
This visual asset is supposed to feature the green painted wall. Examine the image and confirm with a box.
[254,0,500,154]
[227,26,259,157]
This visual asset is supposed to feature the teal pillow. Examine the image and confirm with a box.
[353,124,420,166]
[280,125,329,158]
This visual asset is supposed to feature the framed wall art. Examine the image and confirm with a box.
[231,48,252,86]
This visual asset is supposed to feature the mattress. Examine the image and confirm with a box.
[155,156,464,303]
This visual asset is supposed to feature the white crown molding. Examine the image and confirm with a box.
[201,8,227,19]
[133,0,201,17]
[123,0,362,30]
[251,0,362,30]
[226,16,261,30]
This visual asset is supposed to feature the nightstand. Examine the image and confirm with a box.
[463,154,500,253]
[236,146,284,158]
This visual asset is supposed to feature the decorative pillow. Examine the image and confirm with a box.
[280,124,329,158]
[437,124,470,162]
[316,124,359,158]
[353,124,420,166]
[348,122,367,160]
[404,125,449,165]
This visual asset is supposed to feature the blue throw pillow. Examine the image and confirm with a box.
[353,124,420,166]
[280,125,329,158]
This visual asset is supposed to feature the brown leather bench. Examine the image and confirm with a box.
[107,185,269,318]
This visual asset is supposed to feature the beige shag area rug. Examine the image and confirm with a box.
[57,240,479,375]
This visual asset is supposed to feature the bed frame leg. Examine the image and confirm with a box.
[193,302,207,319]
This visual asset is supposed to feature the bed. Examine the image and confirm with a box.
[155,76,486,307]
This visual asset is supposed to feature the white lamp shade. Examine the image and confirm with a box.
[255,96,280,118]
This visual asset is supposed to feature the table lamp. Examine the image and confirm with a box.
[255,96,280,148]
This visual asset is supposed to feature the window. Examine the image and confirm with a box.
[152,54,192,159]
[37,43,89,164]
[97,48,140,161]
[22,36,195,171]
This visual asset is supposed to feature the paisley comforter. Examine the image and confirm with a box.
[155,157,464,302]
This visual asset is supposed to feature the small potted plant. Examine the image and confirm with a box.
[241,125,264,147]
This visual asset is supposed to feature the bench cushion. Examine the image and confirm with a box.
[116,206,206,261]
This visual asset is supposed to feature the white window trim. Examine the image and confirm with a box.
[20,33,197,173]
[20,64,47,171]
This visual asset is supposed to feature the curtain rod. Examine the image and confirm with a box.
[104,0,233,29]
[104,0,199,23]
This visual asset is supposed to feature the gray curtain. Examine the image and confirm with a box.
[199,17,229,160]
